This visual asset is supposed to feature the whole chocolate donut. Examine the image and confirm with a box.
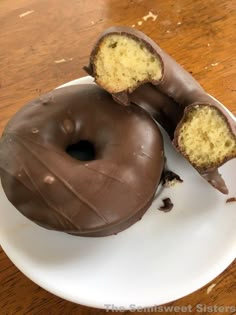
[0,84,164,237]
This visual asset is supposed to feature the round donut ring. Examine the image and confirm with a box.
[0,84,164,236]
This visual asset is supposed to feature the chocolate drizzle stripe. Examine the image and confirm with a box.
[69,195,154,235]
[138,151,154,160]
[0,168,63,228]
[11,134,110,224]
[6,133,144,199]
[6,140,81,230]
[3,140,36,193]
[9,134,154,199]
[85,165,142,198]
[23,163,81,231]
[1,145,157,236]
[0,168,36,195]
[6,132,69,159]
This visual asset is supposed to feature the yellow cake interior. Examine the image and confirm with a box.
[177,105,236,168]
[94,34,162,93]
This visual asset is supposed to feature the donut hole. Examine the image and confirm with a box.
[66,140,95,161]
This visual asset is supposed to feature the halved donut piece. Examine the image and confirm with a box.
[84,26,163,102]
[174,104,236,170]
[85,26,236,194]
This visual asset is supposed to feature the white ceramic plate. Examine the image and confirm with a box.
[0,76,235,310]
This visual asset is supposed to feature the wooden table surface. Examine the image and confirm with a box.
[0,0,235,314]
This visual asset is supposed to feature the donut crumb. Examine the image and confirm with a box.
[162,170,183,187]
[44,175,55,184]
[226,197,236,203]
[158,198,173,212]
[31,128,39,134]
[63,119,74,134]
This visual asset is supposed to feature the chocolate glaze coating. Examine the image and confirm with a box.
[85,26,236,194]
[84,26,203,106]
[131,85,234,194]
[131,83,183,139]
[0,84,164,237]
[84,26,164,103]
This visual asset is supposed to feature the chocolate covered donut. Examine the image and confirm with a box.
[85,26,236,194]
[0,84,164,237]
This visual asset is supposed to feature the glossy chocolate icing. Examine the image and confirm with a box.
[131,83,183,139]
[85,26,236,194]
[0,84,164,237]
[131,85,232,194]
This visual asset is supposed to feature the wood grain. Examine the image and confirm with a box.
[0,0,235,314]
